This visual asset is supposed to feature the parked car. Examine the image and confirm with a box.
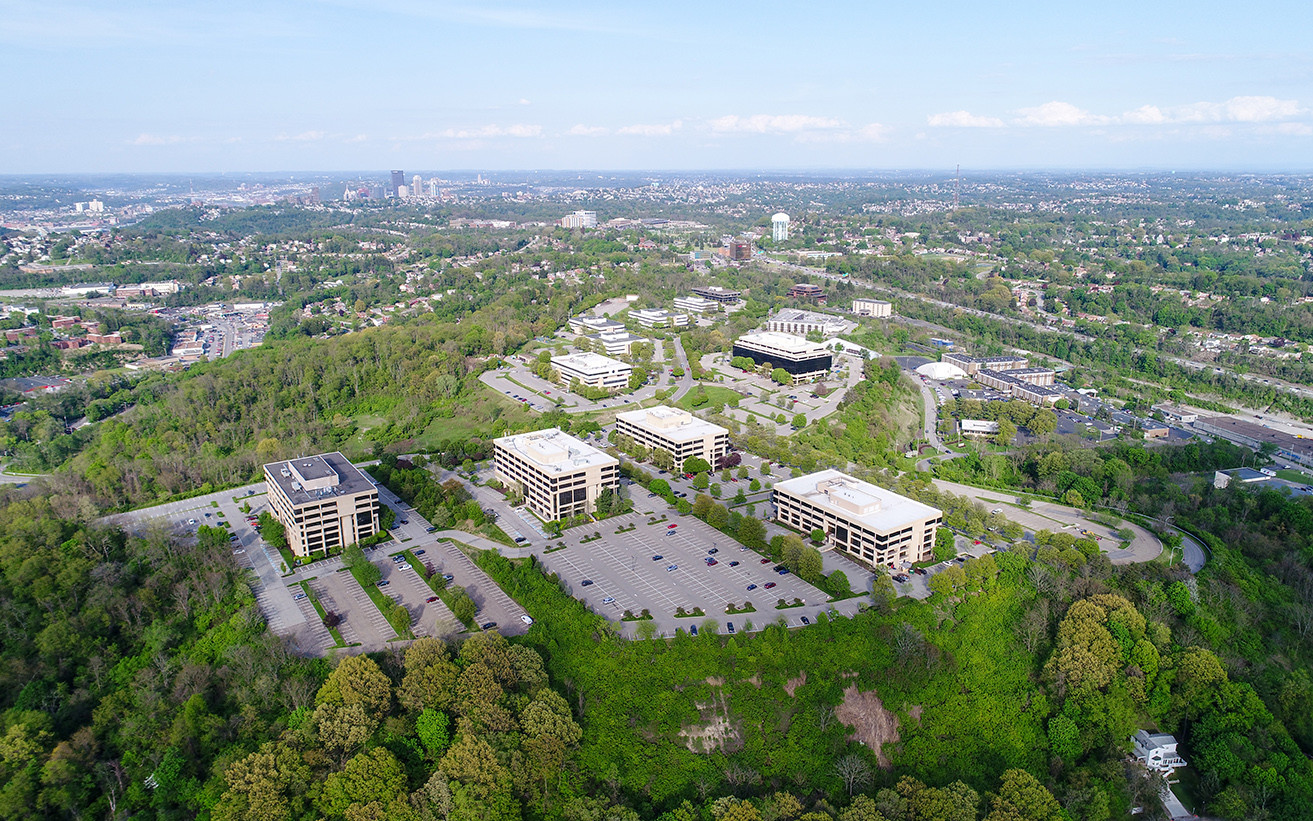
[765,582,777,589]
[377,580,390,587]
[707,548,718,554]
[747,584,758,591]
[602,596,615,604]
[729,561,739,567]
[481,622,497,630]
[414,549,426,556]
[760,558,771,564]
[652,554,664,561]
[666,564,678,572]
[667,523,678,529]
[726,622,735,634]
[800,615,810,625]
[294,592,307,601]
[689,624,698,636]
[442,574,454,582]
[580,579,594,586]
[520,615,534,625]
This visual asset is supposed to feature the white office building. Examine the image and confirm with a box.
[772,470,943,567]
[551,352,631,390]
[853,298,892,317]
[732,331,832,383]
[674,295,721,315]
[587,329,647,357]
[567,315,626,335]
[629,308,689,329]
[764,309,854,339]
[494,429,619,522]
[616,406,730,467]
[559,210,598,229]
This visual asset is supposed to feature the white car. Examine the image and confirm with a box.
[520,615,534,625]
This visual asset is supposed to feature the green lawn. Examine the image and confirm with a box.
[1276,469,1313,485]
[677,385,745,411]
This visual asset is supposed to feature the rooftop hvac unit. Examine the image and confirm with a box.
[281,468,291,477]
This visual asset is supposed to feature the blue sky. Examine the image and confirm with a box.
[3,0,1311,172]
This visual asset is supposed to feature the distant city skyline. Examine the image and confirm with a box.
[3,0,1311,172]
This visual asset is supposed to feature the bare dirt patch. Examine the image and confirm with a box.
[835,685,900,768]
[784,672,807,697]
[679,686,743,754]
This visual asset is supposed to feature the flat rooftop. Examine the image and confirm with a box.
[264,452,376,507]
[735,331,829,356]
[1197,416,1313,453]
[551,351,630,373]
[495,428,618,473]
[773,308,844,324]
[616,405,728,441]
[773,469,941,533]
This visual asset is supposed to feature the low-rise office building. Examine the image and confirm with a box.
[615,406,730,466]
[852,298,893,317]
[692,286,742,304]
[975,368,1056,392]
[630,308,689,329]
[551,352,631,390]
[1195,416,1313,468]
[264,452,380,559]
[567,315,626,335]
[786,283,826,302]
[674,295,721,314]
[494,428,620,521]
[587,329,647,357]
[772,470,943,566]
[732,331,832,383]
[1152,404,1198,424]
[764,308,854,339]
[942,352,1030,375]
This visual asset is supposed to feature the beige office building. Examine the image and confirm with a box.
[852,298,893,317]
[550,352,631,390]
[615,405,730,467]
[772,470,942,567]
[264,452,380,559]
[494,428,620,521]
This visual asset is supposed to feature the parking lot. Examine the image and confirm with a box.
[377,549,463,637]
[312,569,398,647]
[537,509,830,634]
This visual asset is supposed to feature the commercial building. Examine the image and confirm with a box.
[616,406,730,467]
[728,240,752,261]
[587,329,647,357]
[975,367,1055,391]
[264,452,380,559]
[567,315,626,335]
[692,286,742,304]
[732,331,832,383]
[1152,404,1198,424]
[493,428,620,522]
[390,170,405,197]
[550,352,631,390]
[559,210,598,229]
[1194,416,1313,468]
[959,419,1000,436]
[60,283,115,298]
[942,352,1030,376]
[772,470,943,567]
[764,308,854,339]
[852,298,893,317]
[971,369,1062,405]
[786,283,826,302]
[674,295,721,314]
[771,212,790,242]
[630,308,689,329]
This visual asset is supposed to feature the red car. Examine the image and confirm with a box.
[760,558,770,564]
[425,596,439,603]
[667,524,678,529]
[765,582,777,589]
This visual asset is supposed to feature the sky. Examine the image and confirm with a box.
[3,0,1312,173]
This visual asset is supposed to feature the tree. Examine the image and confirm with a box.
[749,478,761,492]
[984,768,1062,821]
[257,511,287,551]
[693,472,709,490]
[826,570,851,597]
[994,418,1017,446]
[934,527,956,562]
[708,503,730,531]
[771,368,790,385]
[809,528,826,544]
[835,754,873,797]
[798,547,824,583]
[316,747,409,819]
[400,638,460,712]
[683,456,711,475]
[733,487,747,505]
[416,709,451,760]
[710,482,722,498]
[737,516,767,549]
[792,413,807,428]
[317,655,392,716]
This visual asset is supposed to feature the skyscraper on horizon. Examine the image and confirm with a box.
[390,170,404,197]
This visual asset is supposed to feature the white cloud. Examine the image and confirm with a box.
[346,134,368,143]
[616,120,682,136]
[130,133,185,146]
[277,130,326,142]
[709,114,844,134]
[1159,95,1301,124]
[568,124,609,137]
[1015,101,1112,127]
[927,110,1005,128]
[518,98,531,106]
[434,124,543,139]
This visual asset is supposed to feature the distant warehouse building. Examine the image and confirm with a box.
[772,470,943,567]
[852,298,892,317]
[264,452,380,559]
[732,331,832,383]
[1194,416,1313,469]
[551,352,631,391]
[494,428,619,522]
[616,406,730,467]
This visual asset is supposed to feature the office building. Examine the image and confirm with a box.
[1194,416,1313,469]
[550,352,631,390]
[390,170,405,197]
[941,352,1029,376]
[772,470,943,567]
[567,315,626,335]
[972,369,1062,405]
[853,298,892,317]
[494,428,620,521]
[264,452,380,559]
[732,331,832,383]
[772,212,790,242]
[764,308,853,338]
[728,240,752,261]
[412,175,423,198]
[616,406,729,466]
[587,329,647,357]
[786,283,826,302]
[674,295,721,314]
[630,308,689,329]
[559,210,598,229]
[692,286,742,304]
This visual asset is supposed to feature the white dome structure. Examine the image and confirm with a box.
[916,361,967,380]
[771,212,790,242]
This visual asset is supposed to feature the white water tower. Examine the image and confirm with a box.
[772,212,790,242]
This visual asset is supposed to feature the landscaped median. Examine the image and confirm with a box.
[295,581,348,648]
